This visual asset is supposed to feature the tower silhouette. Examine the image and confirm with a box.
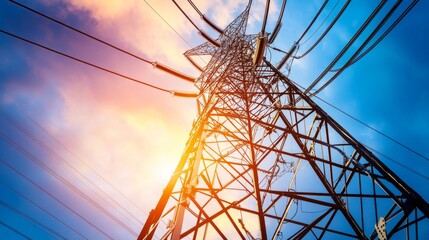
[139,3,429,239]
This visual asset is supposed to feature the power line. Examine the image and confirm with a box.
[302,0,419,97]
[171,0,220,50]
[0,28,170,94]
[143,0,209,66]
[260,0,270,35]
[0,130,139,237]
[0,220,31,240]
[295,0,348,60]
[0,180,88,239]
[143,0,194,49]
[314,95,429,162]
[187,0,224,34]
[172,0,201,34]
[328,0,419,72]
[290,80,429,163]
[0,199,68,239]
[299,0,341,46]
[0,159,114,239]
[307,0,416,97]
[267,0,287,44]
[0,111,143,229]
[9,0,153,65]
[364,145,429,182]
[295,0,328,44]
[0,113,166,239]
[9,0,198,85]
[26,115,150,223]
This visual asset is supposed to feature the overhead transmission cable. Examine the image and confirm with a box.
[171,0,220,47]
[268,0,287,44]
[363,145,429,181]
[0,131,139,237]
[289,79,429,164]
[0,220,31,240]
[0,159,114,239]
[299,0,340,46]
[149,0,229,70]
[188,0,203,16]
[273,0,329,70]
[0,199,68,239]
[304,0,389,95]
[272,0,330,69]
[9,0,196,87]
[295,0,349,60]
[0,28,171,93]
[312,1,418,96]
[306,0,412,97]
[0,111,143,229]
[312,95,429,162]
[260,0,270,35]
[296,0,329,44]
[9,0,152,64]
[275,0,417,97]
[272,0,420,103]
[0,29,169,92]
[143,0,194,49]
[144,0,214,77]
[187,0,224,34]
[0,180,88,239]
[27,115,153,224]
[340,0,419,70]
[327,0,419,70]
[295,0,418,97]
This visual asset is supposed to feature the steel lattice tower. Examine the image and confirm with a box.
[138,4,429,240]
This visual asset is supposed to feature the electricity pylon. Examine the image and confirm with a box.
[138,5,429,240]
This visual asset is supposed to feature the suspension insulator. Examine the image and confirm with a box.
[202,14,224,34]
[199,30,220,47]
[185,55,204,72]
[170,90,199,98]
[253,34,268,66]
[153,62,195,83]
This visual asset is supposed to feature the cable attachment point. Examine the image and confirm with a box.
[253,34,268,66]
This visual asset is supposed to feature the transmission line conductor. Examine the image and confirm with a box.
[268,0,287,44]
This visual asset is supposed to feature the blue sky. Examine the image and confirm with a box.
[0,0,428,239]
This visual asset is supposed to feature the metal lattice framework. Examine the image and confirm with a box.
[138,4,429,240]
